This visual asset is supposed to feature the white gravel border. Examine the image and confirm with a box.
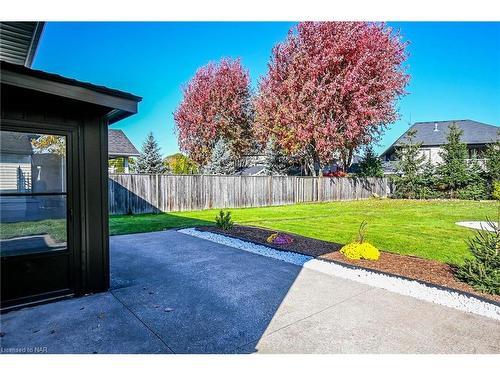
[178,228,500,321]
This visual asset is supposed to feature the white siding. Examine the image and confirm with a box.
[0,154,32,192]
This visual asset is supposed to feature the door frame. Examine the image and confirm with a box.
[0,119,82,310]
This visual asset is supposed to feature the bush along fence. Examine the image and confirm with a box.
[109,174,393,215]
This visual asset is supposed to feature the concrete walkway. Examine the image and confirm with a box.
[1,230,499,354]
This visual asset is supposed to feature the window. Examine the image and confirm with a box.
[0,130,67,256]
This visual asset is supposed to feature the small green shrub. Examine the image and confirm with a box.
[455,220,500,295]
[215,210,234,230]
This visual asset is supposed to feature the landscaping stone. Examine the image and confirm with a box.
[179,228,500,321]
[200,225,500,303]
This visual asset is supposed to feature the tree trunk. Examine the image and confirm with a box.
[340,147,354,172]
[308,159,317,177]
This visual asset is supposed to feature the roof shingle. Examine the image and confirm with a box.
[381,120,499,157]
[108,129,140,157]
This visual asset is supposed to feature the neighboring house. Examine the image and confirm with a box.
[235,153,267,175]
[235,165,267,176]
[380,120,499,173]
[0,131,33,192]
[0,128,136,194]
[324,155,362,174]
[108,129,140,173]
[0,132,66,194]
[0,22,141,309]
[234,153,363,176]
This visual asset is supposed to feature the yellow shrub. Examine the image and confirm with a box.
[340,241,380,261]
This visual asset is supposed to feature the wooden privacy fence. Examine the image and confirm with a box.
[109,174,393,215]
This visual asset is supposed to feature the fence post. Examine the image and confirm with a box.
[126,175,131,214]
[156,174,160,213]
[268,176,272,206]
[318,175,322,202]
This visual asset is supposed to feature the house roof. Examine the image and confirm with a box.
[380,120,499,157]
[0,129,139,158]
[0,22,45,67]
[108,129,140,157]
[0,60,141,102]
[1,60,142,124]
[235,165,267,176]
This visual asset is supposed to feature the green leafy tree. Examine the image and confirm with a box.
[358,146,383,177]
[204,139,236,175]
[31,135,66,156]
[437,122,469,198]
[264,139,289,176]
[136,132,166,174]
[394,128,426,199]
[109,158,125,173]
[164,153,198,175]
[109,158,136,173]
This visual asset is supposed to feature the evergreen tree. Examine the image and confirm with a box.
[455,223,500,295]
[394,128,426,198]
[136,132,166,174]
[457,157,489,200]
[437,122,469,198]
[419,161,440,199]
[358,146,383,177]
[485,133,500,181]
[204,139,236,175]
[264,139,289,175]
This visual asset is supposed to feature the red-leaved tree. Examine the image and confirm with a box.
[254,22,410,175]
[174,58,253,166]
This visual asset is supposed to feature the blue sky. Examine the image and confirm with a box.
[34,22,500,157]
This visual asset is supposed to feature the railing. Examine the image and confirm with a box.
[464,159,488,168]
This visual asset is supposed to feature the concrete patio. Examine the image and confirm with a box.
[1,230,499,354]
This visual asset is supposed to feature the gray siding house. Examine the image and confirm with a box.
[380,120,499,173]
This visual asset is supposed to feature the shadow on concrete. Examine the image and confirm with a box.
[108,230,305,353]
[0,230,306,353]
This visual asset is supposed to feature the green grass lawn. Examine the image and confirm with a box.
[0,219,67,243]
[109,199,497,265]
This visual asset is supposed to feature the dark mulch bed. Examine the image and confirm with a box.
[198,225,500,304]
